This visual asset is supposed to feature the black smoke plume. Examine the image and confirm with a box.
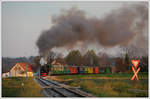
[36,3,148,57]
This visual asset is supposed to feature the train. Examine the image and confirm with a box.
[40,64,112,77]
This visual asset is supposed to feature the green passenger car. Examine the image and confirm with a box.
[105,67,112,73]
[99,68,104,73]
[51,65,57,75]
[84,67,88,73]
[64,66,70,74]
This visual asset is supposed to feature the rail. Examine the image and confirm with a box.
[36,77,93,97]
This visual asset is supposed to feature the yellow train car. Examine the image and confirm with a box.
[88,67,93,73]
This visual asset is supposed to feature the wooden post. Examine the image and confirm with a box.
[26,64,28,80]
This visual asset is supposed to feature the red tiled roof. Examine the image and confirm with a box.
[17,63,32,72]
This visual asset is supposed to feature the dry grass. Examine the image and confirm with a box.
[69,79,148,97]
[2,77,43,97]
[56,73,148,97]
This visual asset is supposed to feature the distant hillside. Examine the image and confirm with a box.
[2,56,35,73]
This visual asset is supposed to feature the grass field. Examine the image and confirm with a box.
[54,73,148,97]
[2,77,43,97]
[56,72,148,80]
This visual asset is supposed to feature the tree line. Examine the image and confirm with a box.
[2,50,148,73]
[33,50,148,73]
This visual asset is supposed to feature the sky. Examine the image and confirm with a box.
[2,1,142,57]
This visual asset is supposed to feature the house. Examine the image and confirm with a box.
[10,63,33,77]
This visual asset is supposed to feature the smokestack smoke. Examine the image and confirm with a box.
[36,3,148,57]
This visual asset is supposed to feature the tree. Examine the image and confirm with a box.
[82,50,99,66]
[98,52,110,67]
[120,45,147,58]
[65,50,82,65]
[115,57,125,72]
[31,56,41,72]
[140,56,148,72]
[124,53,130,71]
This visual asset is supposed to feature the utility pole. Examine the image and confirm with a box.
[26,63,28,80]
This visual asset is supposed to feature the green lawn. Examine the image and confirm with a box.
[55,73,148,97]
[2,77,43,97]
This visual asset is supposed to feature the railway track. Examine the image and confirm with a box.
[35,77,93,97]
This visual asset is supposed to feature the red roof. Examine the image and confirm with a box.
[17,63,32,72]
